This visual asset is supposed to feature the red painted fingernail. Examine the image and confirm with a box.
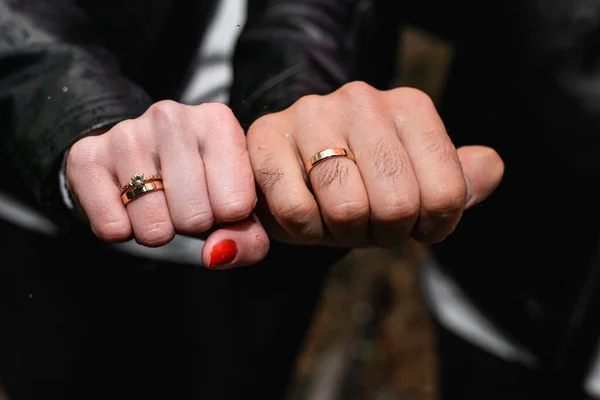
[208,240,238,268]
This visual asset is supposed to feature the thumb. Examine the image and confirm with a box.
[457,145,505,209]
[202,213,270,269]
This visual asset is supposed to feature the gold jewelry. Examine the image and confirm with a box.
[305,148,355,175]
[120,173,162,194]
[121,181,164,205]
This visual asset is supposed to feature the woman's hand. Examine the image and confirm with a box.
[66,100,269,268]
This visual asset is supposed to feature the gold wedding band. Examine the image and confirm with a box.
[305,148,355,175]
[121,181,164,205]
[120,173,162,194]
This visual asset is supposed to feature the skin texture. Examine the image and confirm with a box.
[66,100,269,268]
[247,82,504,249]
[66,83,504,268]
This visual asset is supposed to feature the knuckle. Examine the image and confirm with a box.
[200,103,244,140]
[214,194,256,222]
[111,119,148,149]
[136,221,175,247]
[273,200,317,226]
[92,219,131,242]
[113,118,136,136]
[338,80,376,99]
[292,94,323,116]
[247,114,268,135]
[372,199,420,224]
[247,113,279,145]
[174,208,214,234]
[200,101,233,116]
[395,87,435,109]
[133,205,176,246]
[326,201,370,226]
[200,102,237,126]
[147,99,185,122]
[423,184,467,217]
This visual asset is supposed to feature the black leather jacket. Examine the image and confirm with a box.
[0,0,394,220]
[2,0,600,387]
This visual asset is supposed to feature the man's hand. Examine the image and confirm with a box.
[66,100,269,268]
[247,82,504,247]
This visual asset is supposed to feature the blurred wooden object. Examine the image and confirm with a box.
[287,242,434,400]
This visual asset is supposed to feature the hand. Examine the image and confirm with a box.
[66,100,269,268]
[246,82,504,247]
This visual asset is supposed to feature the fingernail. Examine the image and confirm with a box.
[208,240,238,268]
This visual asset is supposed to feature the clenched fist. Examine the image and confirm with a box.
[247,82,504,248]
[66,100,269,268]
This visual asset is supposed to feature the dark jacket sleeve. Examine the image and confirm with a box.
[0,1,152,227]
[229,0,397,128]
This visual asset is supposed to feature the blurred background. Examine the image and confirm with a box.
[285,241,435,400]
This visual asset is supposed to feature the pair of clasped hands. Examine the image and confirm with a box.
[66,83,504,268]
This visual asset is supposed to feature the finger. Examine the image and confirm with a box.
[247,113,326,245]
[292,95,370,246]
[387,88,467,244]
[341,85,421,247]
[456,145,505,209]
[66,136,133,242]
[196,103,257,224]
[152,101,215,236]
[110,118,175,247]
[202,214,270,269]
